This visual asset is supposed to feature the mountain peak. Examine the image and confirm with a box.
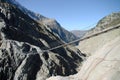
[96,12,120,30]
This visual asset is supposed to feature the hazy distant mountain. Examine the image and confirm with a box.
[71,30,88,38]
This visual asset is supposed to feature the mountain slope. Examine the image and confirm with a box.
[6,0,78,43]
[39,19,78,43]
[46,12,120,80]
[78,12,120,56]
[47,36,120,80]
[0,1,85,80]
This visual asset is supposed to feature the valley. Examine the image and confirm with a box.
[0,0,120,80]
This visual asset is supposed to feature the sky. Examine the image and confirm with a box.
[17,0,120,31]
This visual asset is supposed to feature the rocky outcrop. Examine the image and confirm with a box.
[75,36,120,80]
[46,12,120,80]
[78,12,120,56]
[0,1,85,80]
[85,12,120,35]
[7,0,78,44]
[47,36,120,80]
[38,18,78,44]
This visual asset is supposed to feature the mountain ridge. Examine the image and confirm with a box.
[79,12,120,56]
[46,12,120,80]
[5,0,79,43]
[38,18,79,43]
[71,30,88,38]
[0,1,85,80]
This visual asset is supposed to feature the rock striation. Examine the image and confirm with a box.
[0,1,85,80]
[4,0,79,44]
[8,0,79,44]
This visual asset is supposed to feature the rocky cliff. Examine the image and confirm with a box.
[38,17,78,44]
[5,0,79,44]
[79,12,120,56]
[47,36,120,80]
[47,12,120,80]
[0,1,85,80]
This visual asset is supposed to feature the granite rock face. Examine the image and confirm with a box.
[0,1,85,80]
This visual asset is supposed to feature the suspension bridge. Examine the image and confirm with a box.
[42,24,120,53]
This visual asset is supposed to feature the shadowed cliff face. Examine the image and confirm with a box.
[5,0,79,44]
[0,1,85,80]
[39,19,79,44]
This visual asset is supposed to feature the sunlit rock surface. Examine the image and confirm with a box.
[47,12,120,80]
[0,1,85,80]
